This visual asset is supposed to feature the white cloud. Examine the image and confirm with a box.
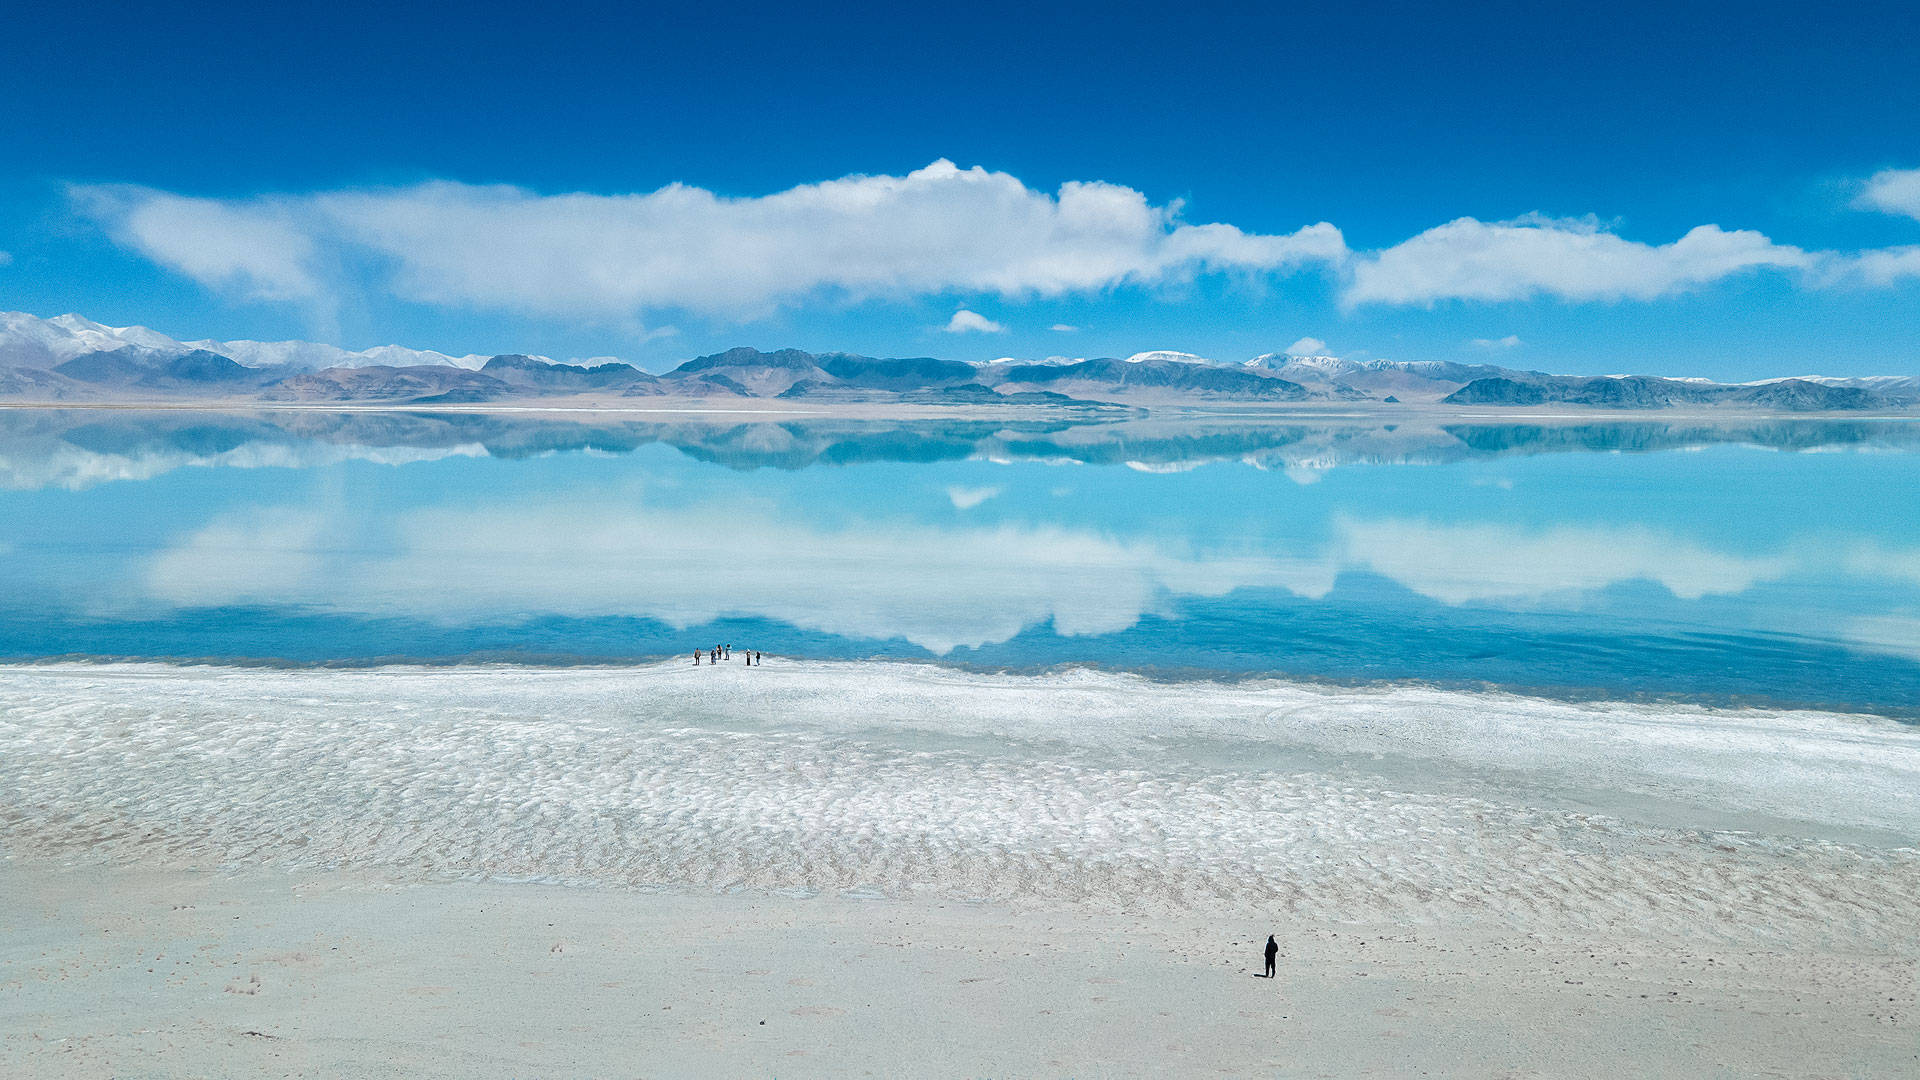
[1344,214,1811,307]
[1844,543,1920,588]
[0,251,12,267]
[1856,167,1920,222]
[71,186,322,303]
[1470,335,1523,349]
[944,309,1005,334]
[1817,246,1920,288]
[1049,323,1079,332]
[71,163,1920,324]
[946,485,1001,509]
[74,161,1347,323]
[1283,336,1328,355]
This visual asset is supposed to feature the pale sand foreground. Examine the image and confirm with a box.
[2,661,1917,1076]
[4,862,1914,1079]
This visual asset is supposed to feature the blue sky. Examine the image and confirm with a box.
[2,0,1918,377]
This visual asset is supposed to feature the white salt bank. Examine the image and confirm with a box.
[2,661,1916,1076]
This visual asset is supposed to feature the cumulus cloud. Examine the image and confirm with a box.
[1816,246,1920,288]
[71,186,322,302]
[1049,323,1079,332]
[72,161,1920,323]
[1284,336,1328,355]
[1470,335,1523,349]
[944,309,1005,334]
[73,161,1347,322]
[1345,214,1811,307]
[1856,167,1920,222]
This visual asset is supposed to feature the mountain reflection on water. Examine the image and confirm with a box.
[1,408,1918,717]
[7,409,1920,485]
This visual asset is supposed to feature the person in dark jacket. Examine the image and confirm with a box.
[1262,935,1278,978]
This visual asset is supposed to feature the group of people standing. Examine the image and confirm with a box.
[693,643,763,666]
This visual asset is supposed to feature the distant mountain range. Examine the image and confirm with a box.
[3,311,1916,412]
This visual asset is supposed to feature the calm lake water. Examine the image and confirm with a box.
[3,408,1919,716]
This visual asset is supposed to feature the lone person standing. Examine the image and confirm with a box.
[1262,935,1278,978]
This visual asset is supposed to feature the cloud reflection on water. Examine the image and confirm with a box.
[1336,517,1795,604]
[141,492,1904,654]
[147,497,1341,653]
[0,410,1912,675]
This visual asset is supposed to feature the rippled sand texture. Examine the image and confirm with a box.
[3,662,1918,945]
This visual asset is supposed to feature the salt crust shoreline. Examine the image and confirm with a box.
[2,659,1916,1075]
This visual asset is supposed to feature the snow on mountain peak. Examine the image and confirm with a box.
[0,311,495,372]
[1125,350,1215,365]
[183,337,490,371]
[1244,352,1359,377]
[0,312,185,368]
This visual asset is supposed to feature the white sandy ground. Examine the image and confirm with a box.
[4,864,1914,1079]
[1,660,1917,1076]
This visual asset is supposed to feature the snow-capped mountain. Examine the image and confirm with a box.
[184,337,497,371]
[0,312,185,368]
[0,309,1912,410]
[1244,353,1363,377]
[0,312,497,372]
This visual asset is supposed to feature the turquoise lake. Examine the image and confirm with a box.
[3,409,1919,716]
